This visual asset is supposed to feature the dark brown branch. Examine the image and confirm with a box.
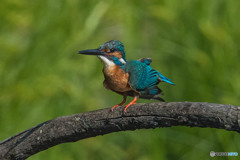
[1,102,240,160]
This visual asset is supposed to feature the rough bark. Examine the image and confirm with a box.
[0,102,240,160]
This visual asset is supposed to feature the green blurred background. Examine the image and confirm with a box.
[1,0,240,159]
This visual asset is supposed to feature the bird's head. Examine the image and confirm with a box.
[78,40,126,67]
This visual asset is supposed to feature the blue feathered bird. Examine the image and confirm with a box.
[78,40,174,112]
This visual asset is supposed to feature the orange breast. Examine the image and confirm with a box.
[103,65,131,93]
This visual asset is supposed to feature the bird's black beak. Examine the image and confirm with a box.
[78,49,105,56]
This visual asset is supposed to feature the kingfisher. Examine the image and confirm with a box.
[78,40,174,112]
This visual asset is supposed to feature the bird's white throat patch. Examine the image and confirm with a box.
[98,55,126,69]
[98,56,115,68]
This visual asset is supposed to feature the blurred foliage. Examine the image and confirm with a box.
[0,0,240,159]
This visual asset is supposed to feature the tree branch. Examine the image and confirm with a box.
[1,102,240,160]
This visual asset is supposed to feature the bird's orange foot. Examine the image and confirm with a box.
[123,96,138,113]
[111,104,121,112]
[111,96,127,112]
[124,102,136,113]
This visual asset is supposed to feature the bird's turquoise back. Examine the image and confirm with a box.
[123,60,174,98]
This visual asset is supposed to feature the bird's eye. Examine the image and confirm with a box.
[110,48,115,52]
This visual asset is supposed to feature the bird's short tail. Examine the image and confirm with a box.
[158,72,175,85]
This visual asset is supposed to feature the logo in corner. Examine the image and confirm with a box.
[210,151,215,157]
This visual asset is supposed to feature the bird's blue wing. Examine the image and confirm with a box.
[124,60,174,96]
